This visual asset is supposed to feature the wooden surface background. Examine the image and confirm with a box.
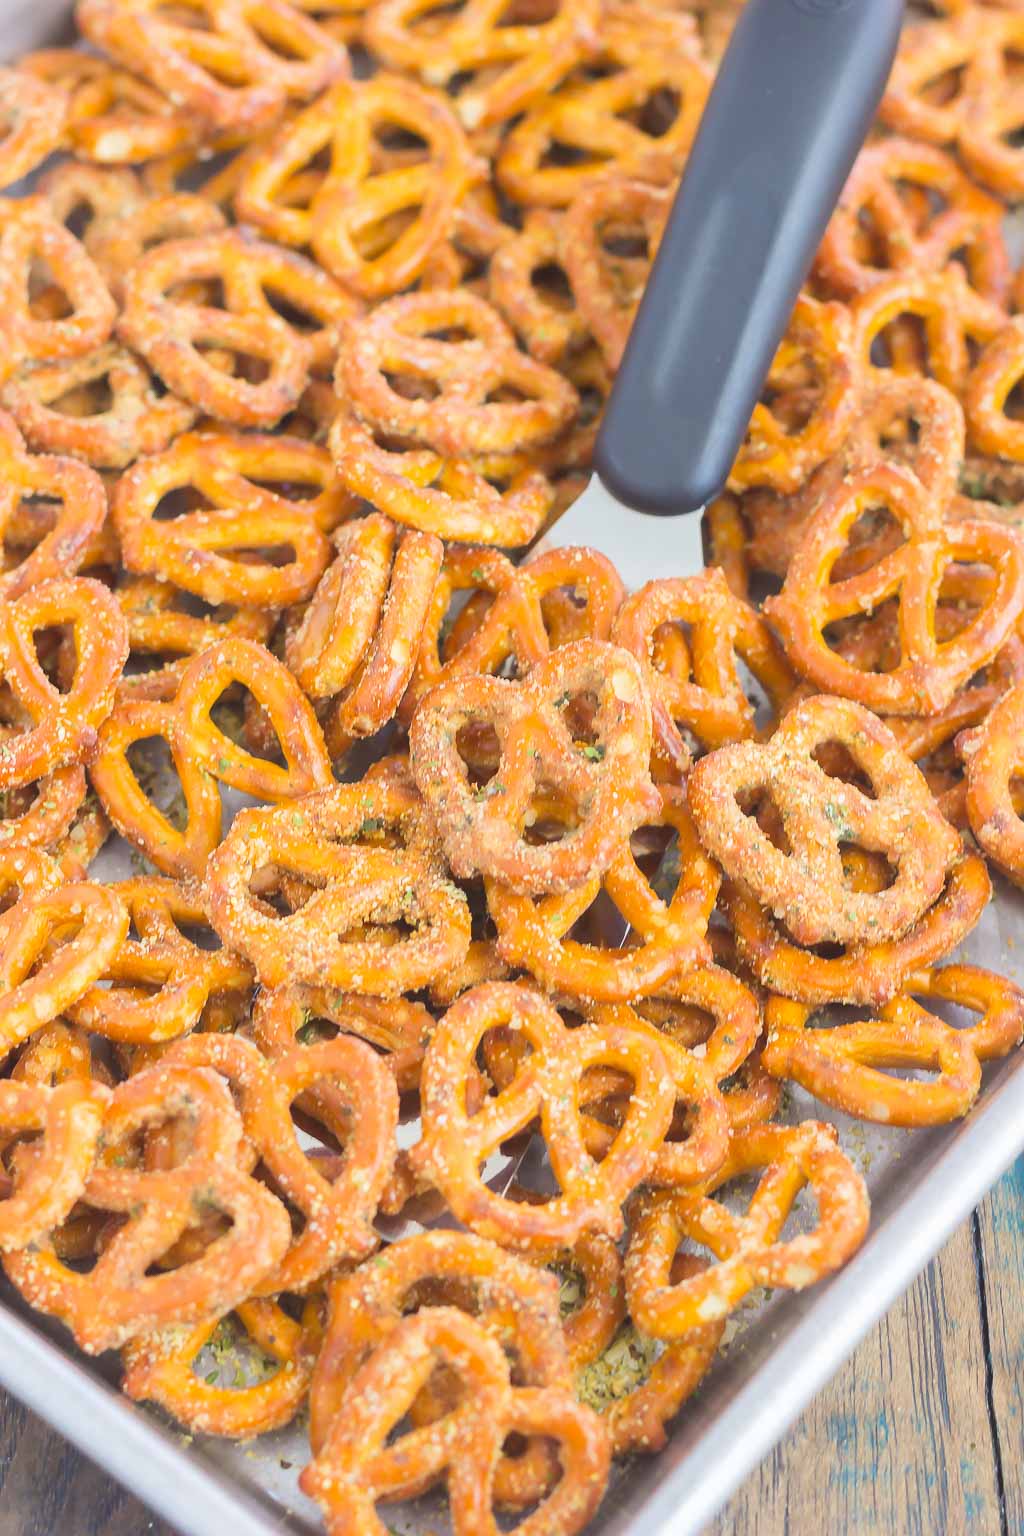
[0,1158,1021,1536]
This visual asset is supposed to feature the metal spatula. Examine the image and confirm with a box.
[381,0,904,1242]
[536,0,904,587]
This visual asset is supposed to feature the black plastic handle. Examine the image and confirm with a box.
[594,0,904,517]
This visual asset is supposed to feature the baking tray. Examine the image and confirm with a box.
[4,6,1024,1534]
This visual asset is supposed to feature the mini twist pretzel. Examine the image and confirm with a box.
[850,267,1006,397]
[0,411,108,598]
[0,200,117,383]
[120,232,357,428]
[0,577,129,789]
[113,576,274,704]
[762,963,1024,1127]
[764,464,1024,715]
[86,189,230,308]
[815,137,1010,303]
[66,878,253,1044]
[237,76,480,300]
[113,430,337,609]
[0,767,89,856]
[18,49,196,166]
[0,1079,109,1251]
[77,0,349,136]
[253,982,431,1091]
[339,289,578,457]
[161,1031,397,1292]
[301,1307,610,1536]
[363,0,600,132]
[487,784,717,1002]
[410,640,658,895]
[0,69,66,191]
[625,1121,870,1336]
[2,345,196,470]
[965,318,1024,464]
[309,1228,570,1454]
[728,295,862,496]
[0,882,130,1056]
[122,1295,321,1438]
[497,26,710,208]
[328,403,554,545]
[287,513,444,755]
[4,1061,292,1353]
[488,210,589,365]
[688,694,961,950]
[723,847,992,1007]
[561,176,670,371]
[204,766,471,995]
[612,567,794,775]
[410,982,675,1250]
[958,678,1024,887]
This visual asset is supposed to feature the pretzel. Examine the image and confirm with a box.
[329,403,554,545]
[497,24,710,208]
[0,201,117,383]
[724,847,992,1007]
[0,767,88,858]
[487,784,717,1002]
[488,210,588,365]
[815,138,1010,303]
[764,464,1024,714]
[0,69,66,191]
[410,982,674,1248]
[0,882,130,1055]
[4,1061,292,1353]
[113,430,339,609]
[958,678,1024,887]
[0,1079,109,1251]
[612,567,793,776]
[309,1228,570,1454]
[287,513,443,752]
[77,0,349,136]
[339,289,578,456]
[0,578,128,789]
[204,766,470,994]
[626,1121,870,1336]
[410,640,658,894]
[880,16,992,144]
[161,1032,397,1291]
[850,267,1006,397]
[963,317,1024,464]
[123,1295,321,1437]
[113,577,274,704]
[762,963,1024,1127]
[238,77,480,300]
[0,412,108,597]
[729,296,861,496]
[253,982,430,1091]
[301,1306,609,1536]
[18,49,195,165]
[65,879,252,1044]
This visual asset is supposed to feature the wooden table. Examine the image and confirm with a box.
[1,1160,1021,1536]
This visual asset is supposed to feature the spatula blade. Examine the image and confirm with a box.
[532,474,706,589]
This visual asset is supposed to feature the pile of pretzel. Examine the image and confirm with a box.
[2,1,1024,1532]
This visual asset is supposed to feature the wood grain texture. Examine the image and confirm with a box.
[1,1172,1022,1536]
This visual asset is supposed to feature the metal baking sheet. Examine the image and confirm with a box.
[4,7,1024,1535]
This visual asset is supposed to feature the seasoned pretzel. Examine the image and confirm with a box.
[0,200,116,383]
[19,49,195,164]
[612,567,794,775]
[340,289,578,456]
[724,848,992,1007]
[560,177,669,372]
[0,69,66,190]
[764,465,1024,715]
[0,578,128,789]
[123,1296,321,1437]
[850,267,1005,397]
[113,430,338,608]
[487,784,717,1002]
[965,318,1024,464]
[204,766,470,995]
[0,1079,109,1251]
[763,964,1024,1127]
[238,76,480,299]
[488,210,588,365]
[958,678,1024,887]
[114,577,274,704]
[626,1121,870,1335]
[410,982,675,1249]
[253,982,431,1091]
[77,0,349,136]
[815,137,1010,303]
[410,640,658,894]
[4,1061,292,1353]
[0,411,108,597]
[301,1307,609,1536]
